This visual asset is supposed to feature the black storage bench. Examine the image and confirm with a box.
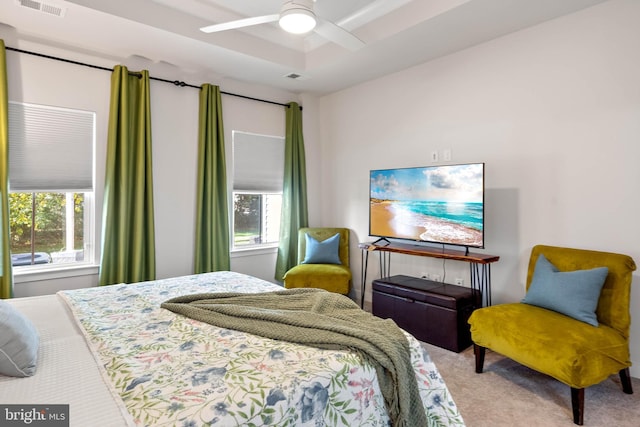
[372,275,480,352]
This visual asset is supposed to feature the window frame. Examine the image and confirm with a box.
[7,101,97,276]
[231,190,282,251]
[9,190,96,273]
[231,130,285,252]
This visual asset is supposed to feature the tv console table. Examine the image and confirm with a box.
[359,241,499,308]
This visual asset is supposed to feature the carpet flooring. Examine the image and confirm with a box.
[423,342,640,427]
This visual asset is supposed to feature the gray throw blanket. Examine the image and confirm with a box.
[161,288,427,427]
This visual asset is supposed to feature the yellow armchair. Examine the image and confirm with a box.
[283,227,351,295]
[468,245,636,425]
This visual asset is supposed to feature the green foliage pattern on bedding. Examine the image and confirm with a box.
[59,271,464,427]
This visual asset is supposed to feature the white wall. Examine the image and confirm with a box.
[3,36,297,296]
[315,0,640,377]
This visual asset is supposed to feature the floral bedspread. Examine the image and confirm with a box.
[59,271,465,427]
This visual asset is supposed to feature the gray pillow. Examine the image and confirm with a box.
[0,300,39,377]
[302,233,342,264]
[522,254,608,327]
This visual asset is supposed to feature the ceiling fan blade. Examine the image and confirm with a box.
[314,19,365,51]
[200,14,279,33]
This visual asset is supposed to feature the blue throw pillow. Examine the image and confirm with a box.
[302,233,342,265]
[0,300,39,377]
[522,254,608,326]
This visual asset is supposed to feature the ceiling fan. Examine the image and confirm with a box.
[199,0,365,51]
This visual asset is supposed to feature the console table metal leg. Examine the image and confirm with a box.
[470,263,479,306]
[361,250,369,309]
[379,251,391,278]
[360,250,393,310]
[484,264,491,306]
[469,262,492,307]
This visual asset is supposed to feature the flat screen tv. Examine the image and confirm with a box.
[369,163,485,249]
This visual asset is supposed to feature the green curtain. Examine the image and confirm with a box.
[0,40,13,298]
[275,102,308,282]
[99,66,155,286]
[194,84,230,273]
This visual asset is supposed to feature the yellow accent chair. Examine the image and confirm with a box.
[468,245,636,425]
[283,227,351,295]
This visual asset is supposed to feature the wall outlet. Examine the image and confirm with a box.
[455,278,464,286]
[430,150,438,162]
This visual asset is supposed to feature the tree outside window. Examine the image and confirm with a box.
[233,192,281,248]
[9,192,87,266]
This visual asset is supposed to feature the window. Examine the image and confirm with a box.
[232,131,284,249]
[9,192,91,266]
[8,102,95,269]
[233,192,282,247]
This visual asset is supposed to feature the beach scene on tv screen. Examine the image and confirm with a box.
[370,163,484,247]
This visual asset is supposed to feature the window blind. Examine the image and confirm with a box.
[8,101,94,192]
[233,131,284,192]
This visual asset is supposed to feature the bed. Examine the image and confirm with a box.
[0,271,465,426]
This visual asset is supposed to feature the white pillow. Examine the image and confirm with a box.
[0,300,39,377]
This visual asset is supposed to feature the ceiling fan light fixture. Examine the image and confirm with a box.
[279,0,317,34]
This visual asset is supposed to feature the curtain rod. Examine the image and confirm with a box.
[6,46,298,109]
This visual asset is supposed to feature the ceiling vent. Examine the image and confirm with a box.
[284,72,310,81]
[15,0,66,17]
